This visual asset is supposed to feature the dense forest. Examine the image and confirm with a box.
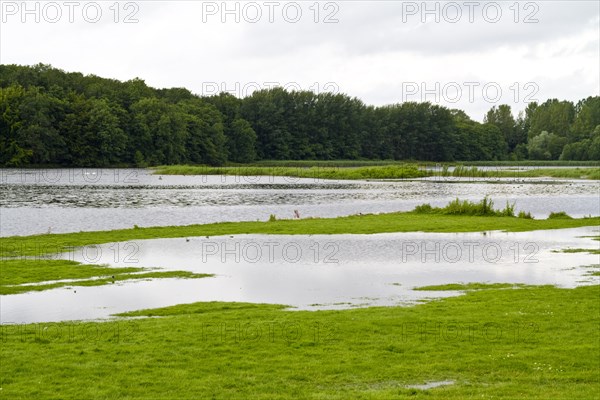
[0,64,598,166]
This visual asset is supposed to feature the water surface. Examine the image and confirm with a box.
[2,227,598,324]
[1,168,598,236]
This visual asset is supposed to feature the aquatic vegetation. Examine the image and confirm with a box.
[548,211,573,219]
[518,211,533,219]
[153,164,600,180]
[412,197,517,217]
[153,164,430,180]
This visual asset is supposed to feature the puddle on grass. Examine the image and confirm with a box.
[1,227,599,324]
[406,380,455,390]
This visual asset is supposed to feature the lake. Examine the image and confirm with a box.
[1,168,598,237]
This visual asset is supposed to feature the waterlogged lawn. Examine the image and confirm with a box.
[0,259,211,295]
[2,212,599,258]
[1,285,598,399]
[414,283,532,291]
[1,206,599,397]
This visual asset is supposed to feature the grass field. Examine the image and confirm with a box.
[0,259,211,295]
[2,206,599,398]
[2,285,598,398]
[2,211,599,258]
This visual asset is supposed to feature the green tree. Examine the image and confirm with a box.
[528,99,575,139]
[570,97,600,142]
[528,131,568,160]
[560,126,600,161]
[0,85,32,165]
[228,118,257,163]
[484,104,520,152]
[14,86,67,164]
[178,99,227,166]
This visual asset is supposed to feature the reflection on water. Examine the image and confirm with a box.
[1,168,599,236]
[2,227,598,324]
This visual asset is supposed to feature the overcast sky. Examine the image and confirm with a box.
[1,0,598,120]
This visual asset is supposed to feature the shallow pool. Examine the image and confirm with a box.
[2,227,598,324]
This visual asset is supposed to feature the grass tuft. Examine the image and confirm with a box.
[548,211,573,219]
[413,197,517,217]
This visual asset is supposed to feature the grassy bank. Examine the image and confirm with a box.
[2,284,598,398]
[2,211,599,258]
[444,165,600,180]
[0,259,211,295]
[458,160,600,167]
[153,164,600,180]
[154,164,429,179]
[243,160,600,167]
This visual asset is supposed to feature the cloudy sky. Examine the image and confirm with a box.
[1,0,598,120]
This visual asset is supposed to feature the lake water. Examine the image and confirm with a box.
[2,227,598,324]
[1,168,599,237]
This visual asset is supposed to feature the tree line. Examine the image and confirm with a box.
[0,64,598,167]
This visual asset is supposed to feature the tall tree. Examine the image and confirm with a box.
[484,104,519,152]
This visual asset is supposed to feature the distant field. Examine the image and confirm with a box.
[153,164,428,179]
[154,164,600,180]
[248,160,600,167]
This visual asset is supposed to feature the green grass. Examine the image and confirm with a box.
[1,285,598,398]
[555,248,600,255]
[413,197,517,217]
[154,164,429,179]
[414,283,530,291]
[459,160,600,167]
[442,166,600,180]
[153,164,600,180]
[518,167,600,179]
[0,259,211,295]
[2,197,598,397]
[0,259,139,286]
[2,212,599,258]
[223,160,600,168]
[582,264,600,276]
[548,211,573,219]
[247,159,413,167]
